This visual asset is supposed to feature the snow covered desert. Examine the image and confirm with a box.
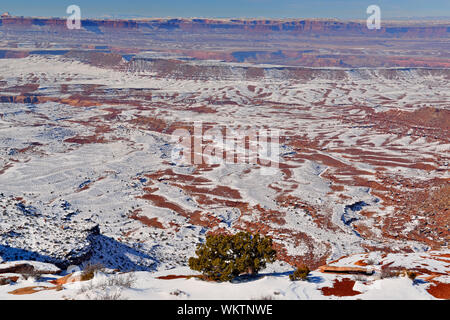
[0,13,448,300]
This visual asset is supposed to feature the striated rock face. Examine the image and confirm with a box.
[0,17,448,37]
[63,51,127,69]
[127,56,450,80]
[1,17,449,68]
[0,17,138,29]
[0,50,29,59]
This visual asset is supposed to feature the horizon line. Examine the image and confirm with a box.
[1,14,450,22]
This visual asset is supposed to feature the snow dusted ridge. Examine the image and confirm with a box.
[0,194,97,268]
[0,251,448,300]
[0,54,448,299]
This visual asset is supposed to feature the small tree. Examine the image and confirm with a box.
[188,231,277,282]
[400,269,417,281]
[289,265,310,281]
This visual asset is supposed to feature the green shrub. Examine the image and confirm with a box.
[402,269,417,280]
[407,271,417,280]
[289,265,310,281]
[188,231,277,282]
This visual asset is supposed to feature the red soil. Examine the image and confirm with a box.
[8,285,61,295]
[129,210,165,229]
[49,273,82,285]
[321,278,362,297]
[427,281,450,300]
[354,260,369,267]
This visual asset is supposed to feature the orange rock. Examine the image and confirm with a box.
[8,286,60,295]
[354,260,369,266]
[49,273,81,285]
[0,263,59,275]
[319,265,373,275]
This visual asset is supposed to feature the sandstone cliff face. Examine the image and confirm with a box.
[1,17,448,68]
[1,17,447,38]
[126,57,450,80]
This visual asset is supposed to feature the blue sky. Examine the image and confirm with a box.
[1,0,449,19]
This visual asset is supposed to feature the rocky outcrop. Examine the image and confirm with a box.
[127,57,450,80]
[0,195,99,269]
[0,261,60,275]
[318,265,374,275]
[64,50,127,69]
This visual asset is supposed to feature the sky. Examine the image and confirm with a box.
[1,0,449,19]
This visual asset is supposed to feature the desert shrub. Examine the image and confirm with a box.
[400,269,417,280]
[77,273,136,299]
[105,273,136,288]
[406,270,417,280]
[188,232,277,282]
[83,289,125,300]
[353,274,366,282]
[380,267,400,279]
[20,269,44,281]
[170,289,188,297]
[92,291,124,300]
[81,263,104,281]
[289,265,310,281]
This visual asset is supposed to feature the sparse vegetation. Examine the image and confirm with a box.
[380,267,400,279]
[188,232,277,282]
[19,269,44,281]
[91,291,125,300]
[289,265,310,281]
[353,274,366,282]
[77,271,136,300]
[401,269,418,280]
[76,281,95,294]
[105,272,137,288]
[170,289,188,297]
[380,267,417,280]
[80,263,104,281]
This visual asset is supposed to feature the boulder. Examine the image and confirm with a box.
[318,265,373,275]
[0,261,61,275]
